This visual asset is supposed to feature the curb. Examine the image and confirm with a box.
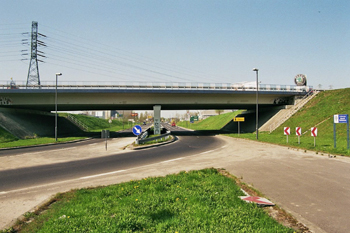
[128,135,178,150]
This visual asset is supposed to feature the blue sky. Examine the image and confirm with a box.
[1,0,349,89]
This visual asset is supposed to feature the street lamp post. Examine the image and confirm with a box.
[253,68,259,140]
[55,73,62,141]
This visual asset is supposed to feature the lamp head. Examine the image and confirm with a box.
[252,68,259,72]
[56,73,62,76]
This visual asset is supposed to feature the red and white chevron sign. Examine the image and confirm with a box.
[240,196,275,206]
[311,127,317,137]
[296,127,301,136]
[284,127,290,135]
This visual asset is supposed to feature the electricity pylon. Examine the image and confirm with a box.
[26,21,46,88]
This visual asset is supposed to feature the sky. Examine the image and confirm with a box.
[1,0,349,90]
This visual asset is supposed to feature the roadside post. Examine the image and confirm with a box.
[132,125,142,145]
[333,114,349,149]
[296,127,301,144]
[233,117,245,135]
[101,130,110,151]
[284,127,290,143]
[311,127,317,147]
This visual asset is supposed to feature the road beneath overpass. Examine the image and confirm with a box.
[1,128,348,233]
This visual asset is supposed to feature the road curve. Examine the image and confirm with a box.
[0,135,224,192]
[1,131,350,233]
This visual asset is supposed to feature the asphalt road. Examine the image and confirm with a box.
[0,134,223,192]
[1,127,350,233]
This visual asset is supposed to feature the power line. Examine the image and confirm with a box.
[40,24,220,83]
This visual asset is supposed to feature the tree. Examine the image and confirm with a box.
[215,110,224,115]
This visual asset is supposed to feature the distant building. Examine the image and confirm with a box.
[199,110,234,120]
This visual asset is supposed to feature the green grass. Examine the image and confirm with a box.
[62,113,134,132]
[267,88,350,155]
[13,169,293,233]
[0,137,86,149]
[136,134,172,146]
[177,111,243,130]
[228,88,350,156]
[177,89,350,156]
[0,126,17,144]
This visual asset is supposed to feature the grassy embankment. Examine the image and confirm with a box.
[230,89,350,156]
[0,114,133,148]
[177,110,243,130]
[0,124,84,149]
[178,88,350,156]
[62,113,135,132]
[8,169,294,233]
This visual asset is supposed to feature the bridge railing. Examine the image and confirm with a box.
[0,81,312,93]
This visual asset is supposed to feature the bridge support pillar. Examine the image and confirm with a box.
[153,105,161,135]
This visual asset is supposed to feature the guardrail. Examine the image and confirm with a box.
[0,81,312,93]
[136,131,171,145]
[66,114,89,131]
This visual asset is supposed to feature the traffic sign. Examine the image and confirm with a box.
[334,114,348,124]
[132,125,142,136]
[234,117,245,122]
[311,127,317,137]
[296,127,301,136]
[240,196,275,206]
[284,127,290,135]
[333,114,349,149]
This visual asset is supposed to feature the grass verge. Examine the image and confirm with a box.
[228,132,350,156]
[0,137,86,149]
[6,169,297,233]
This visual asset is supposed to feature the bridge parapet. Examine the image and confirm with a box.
[0,81,311,93]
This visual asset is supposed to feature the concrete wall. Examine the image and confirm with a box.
[0,108,84,139]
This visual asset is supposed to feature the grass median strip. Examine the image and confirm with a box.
[9,169,294,233]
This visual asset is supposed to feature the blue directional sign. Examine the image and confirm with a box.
[334,114,349,123]
[333,114,349,149]
[132,125,142,136]
[339,114,348,123]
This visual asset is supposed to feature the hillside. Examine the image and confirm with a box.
[177,111,242,130]
[270,88,350,154]
[0,126,18,143]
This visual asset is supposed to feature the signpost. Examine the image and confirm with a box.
[311,127,317,147]
[296,127,301,144]
[190,115,198,123]
[333,114,349,149]
[101,130,110,151]
[234,117,245,135]
[284,127,290,143]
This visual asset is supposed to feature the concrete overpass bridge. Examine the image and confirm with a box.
[0,82,310,111]
[0,81,311,138]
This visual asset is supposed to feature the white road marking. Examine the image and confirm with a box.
[200,150,215,154]
[79,170,126,179]
[0,145,223,195]
[160,158,183,163]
